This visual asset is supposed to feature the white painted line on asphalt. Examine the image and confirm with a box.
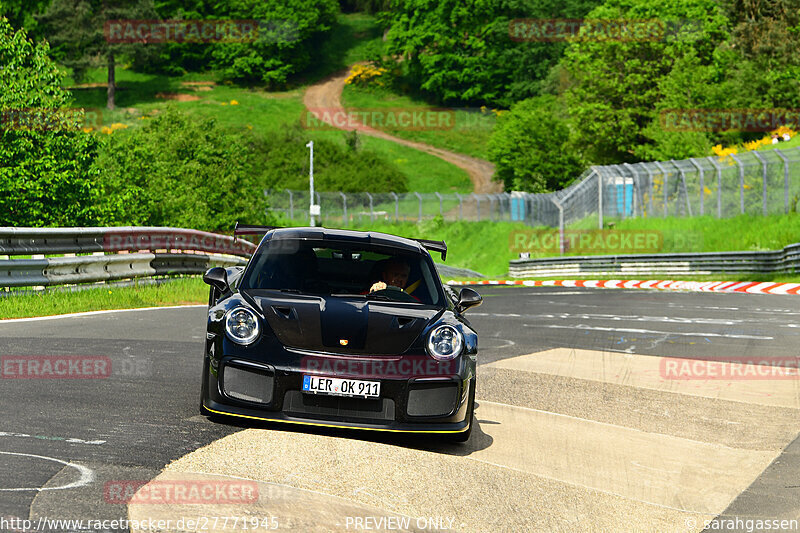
[0,304,206,324]
[0,451,94,491]
[523,323,774,340]
[0,431,105,445]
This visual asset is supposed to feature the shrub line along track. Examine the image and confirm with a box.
[303,67,502,194]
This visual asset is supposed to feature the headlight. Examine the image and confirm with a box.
[426,324,463,361]
[225,307,260,345]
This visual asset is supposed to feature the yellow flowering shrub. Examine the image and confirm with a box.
[345,64,387,87]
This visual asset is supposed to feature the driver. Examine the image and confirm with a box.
[369,257,410,293]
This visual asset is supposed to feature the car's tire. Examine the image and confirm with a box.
[447,379,476,443]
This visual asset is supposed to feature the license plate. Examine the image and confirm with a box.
[302,375,380,398]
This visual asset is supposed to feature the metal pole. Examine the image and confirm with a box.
[596,168,603,228]
[305,141,315,227]
[639,163,655,217]
[552,198,565,256]
[706,156,723,218]
[654,161,669,217]
[339,192,347,226]
[366,192,374,222]
[730,153,745,215]
[390,192,398,222]
[474,194,481,220]
[283,189,294,220]
[751,151,768,216]
[434,192,443,218]
[774,149,790,214]
[455,193,462,220]
[414,192,422,222]
[689,159,704,216]
[489,195,496,222]
[670,160,692,217]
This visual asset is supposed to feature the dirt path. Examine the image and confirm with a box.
[303,68,503,194]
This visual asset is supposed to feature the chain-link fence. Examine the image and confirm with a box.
[265,146,800,229]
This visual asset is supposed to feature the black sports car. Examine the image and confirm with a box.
[200,225,482,441]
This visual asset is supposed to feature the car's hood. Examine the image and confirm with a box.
[243,290,442,355]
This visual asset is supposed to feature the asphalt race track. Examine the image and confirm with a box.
[1,286,799,532]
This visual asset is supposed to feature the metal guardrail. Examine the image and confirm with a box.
[509,243,800,278]
[0,227,252,288]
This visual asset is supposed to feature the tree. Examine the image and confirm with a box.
[0,0,51,32]
[0,17,103,226]
[487,96,584,192]
[36,0,157,109]
[560,0,731,164]
[381,0,604,107]
[210,0,339,87]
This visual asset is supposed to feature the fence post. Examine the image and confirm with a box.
[488,195,496,222]
[552,197,565,256]
[689,158,705,216]
[455,193,463,220]
[474,194,481,220]
[706,156,723,218]
[390,192,399,222]
[366,192,374,222]
[339,192,347,226]
[669,160,692,217]
[596,167,603,229]
[639,163,655,217]
[414,192,422,222]
[729,153,745,215]
[751,150,768,216]
[653,161,669,217]
[434,192,443,218]
[284,189,294,220]
[774,149,790,214]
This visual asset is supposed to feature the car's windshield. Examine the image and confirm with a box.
[240,238,443,306]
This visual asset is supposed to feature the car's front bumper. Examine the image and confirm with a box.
[202,355,474,434]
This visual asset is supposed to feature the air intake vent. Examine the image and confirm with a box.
[222,363,274,404]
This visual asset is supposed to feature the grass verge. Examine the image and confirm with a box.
[0,277,207,320]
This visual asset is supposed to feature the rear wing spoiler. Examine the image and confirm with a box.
[232,222,447,260]
[233,222,280,243]
[416,239,447,261]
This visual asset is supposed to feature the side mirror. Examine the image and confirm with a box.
[203,267,229,294]
[456,287,482,313]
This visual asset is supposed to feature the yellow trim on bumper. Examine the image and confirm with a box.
[202,405,468,434]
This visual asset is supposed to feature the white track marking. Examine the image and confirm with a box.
[0,305,205,323]
[523,323,774,340]
[0,451,94,491]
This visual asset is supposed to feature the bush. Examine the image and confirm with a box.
[487,96,584,192]
[93,107,270,231]
[0,17,103,227]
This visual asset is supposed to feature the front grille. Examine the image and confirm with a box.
[283,391,395,421]
[407,382,458,417]
[222,364,274,404]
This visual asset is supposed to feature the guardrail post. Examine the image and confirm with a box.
[434,192,443,218]
[366,192,374,222]
[752,151,768,216]
[739,153,746,215]
[774,149,790,214]
[414,192,422,222]
[455,193,463,220]
[689,158,705,216]
[339,192,347,226]
[390,192,399,222]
